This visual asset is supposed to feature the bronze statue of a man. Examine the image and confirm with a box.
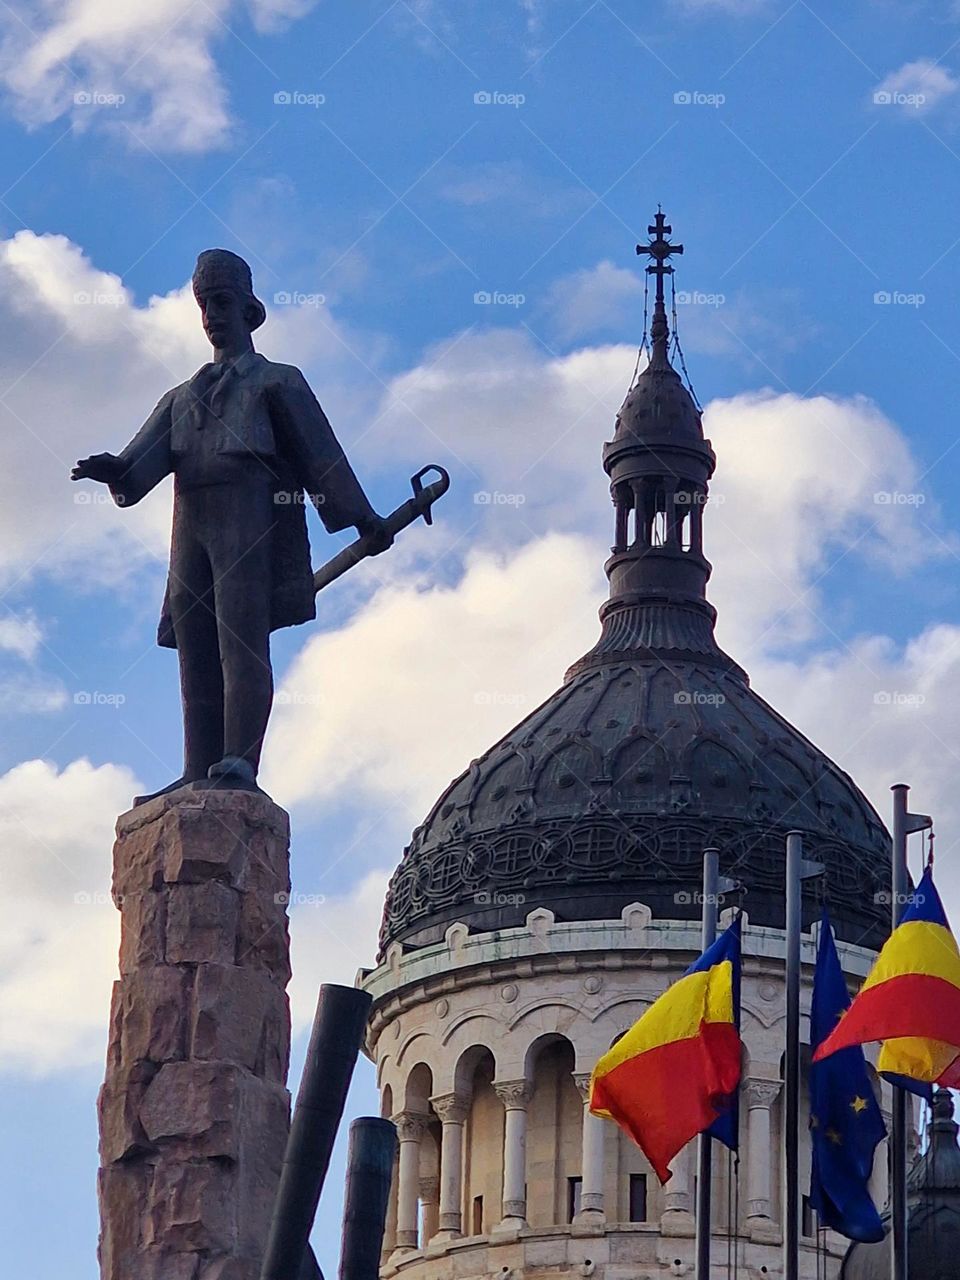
[72,249,391,803]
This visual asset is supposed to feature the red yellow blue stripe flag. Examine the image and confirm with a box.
[813,864,960,1087]
[589,916,742,1183]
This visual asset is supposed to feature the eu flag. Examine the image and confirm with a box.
[809,911,886,1242]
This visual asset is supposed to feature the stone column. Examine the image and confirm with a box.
[431,1092,469,1239]
[393,1111,426,1251]
[744,1078,781,1242]
[870,1110,892,1212]
[493,1079,532,1232]
[661,1143,696,1237]
[98,789,293,1280]
[382,1150,400,1263]
[572,1073,605,1225]
[420,1176,440,1243]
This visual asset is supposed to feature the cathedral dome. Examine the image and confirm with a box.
[379,213,890,958]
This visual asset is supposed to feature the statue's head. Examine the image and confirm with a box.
[192,249,266,350]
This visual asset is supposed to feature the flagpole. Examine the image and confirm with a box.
[784,831,803,1280]
[695,848,722,1280]
[890,784,932,1280]
[784,831,824,1280]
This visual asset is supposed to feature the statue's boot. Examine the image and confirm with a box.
[132,773,204,807]
[205,755,262,793]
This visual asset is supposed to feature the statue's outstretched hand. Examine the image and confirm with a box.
[356,513,394,556]
[71,453,122,484]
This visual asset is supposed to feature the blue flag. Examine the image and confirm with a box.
[809,911,886,1242]
[705,914,741,1153]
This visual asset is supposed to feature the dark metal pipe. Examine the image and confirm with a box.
[339,1118,398,1280]
[695,848,720,1280]
[260,984,373,1280]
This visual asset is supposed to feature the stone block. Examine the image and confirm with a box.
[118,890,166,974]
[237,889,291,984]
[97,1162,150,1278]
[199,1260,261,1280]
[166,882,241,965]
[139,1060,242,1158]
[114,789,290,897]
[115,966,189,1064]
[190,964,290,1082]
[136,1251,201,1280]
[112,824,167,899]
[144,1161,238,1254]
[99,1060,158,1163]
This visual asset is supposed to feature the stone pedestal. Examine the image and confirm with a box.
[97,788,293,1280]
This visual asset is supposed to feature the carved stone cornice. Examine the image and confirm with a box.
[430,1092,469,1125]
[494,1079,533,1110]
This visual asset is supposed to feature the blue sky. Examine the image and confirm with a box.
[3,0,960,1275]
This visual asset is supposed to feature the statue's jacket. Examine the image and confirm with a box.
[108,351,373,648]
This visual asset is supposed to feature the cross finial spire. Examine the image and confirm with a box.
[636,208,683,364]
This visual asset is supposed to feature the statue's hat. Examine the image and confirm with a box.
[192,249,267,331]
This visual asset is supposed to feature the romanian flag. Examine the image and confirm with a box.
[813,865,960,1088]
[589,916,742,1183]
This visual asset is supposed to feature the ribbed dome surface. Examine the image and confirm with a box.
[379,653,889,955]
[613,355,702,443]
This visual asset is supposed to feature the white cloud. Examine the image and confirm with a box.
[704,389,938,661]
[0,0,320,151]
[0,614,43,660]
[752,624,960,912]
[871,58,960,115]
[542,260,643,343]
[264,533,603,818]
[0,757,140,1074]
[287,870,391,1033]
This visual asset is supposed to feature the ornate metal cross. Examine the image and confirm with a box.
[636,208,683,304]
